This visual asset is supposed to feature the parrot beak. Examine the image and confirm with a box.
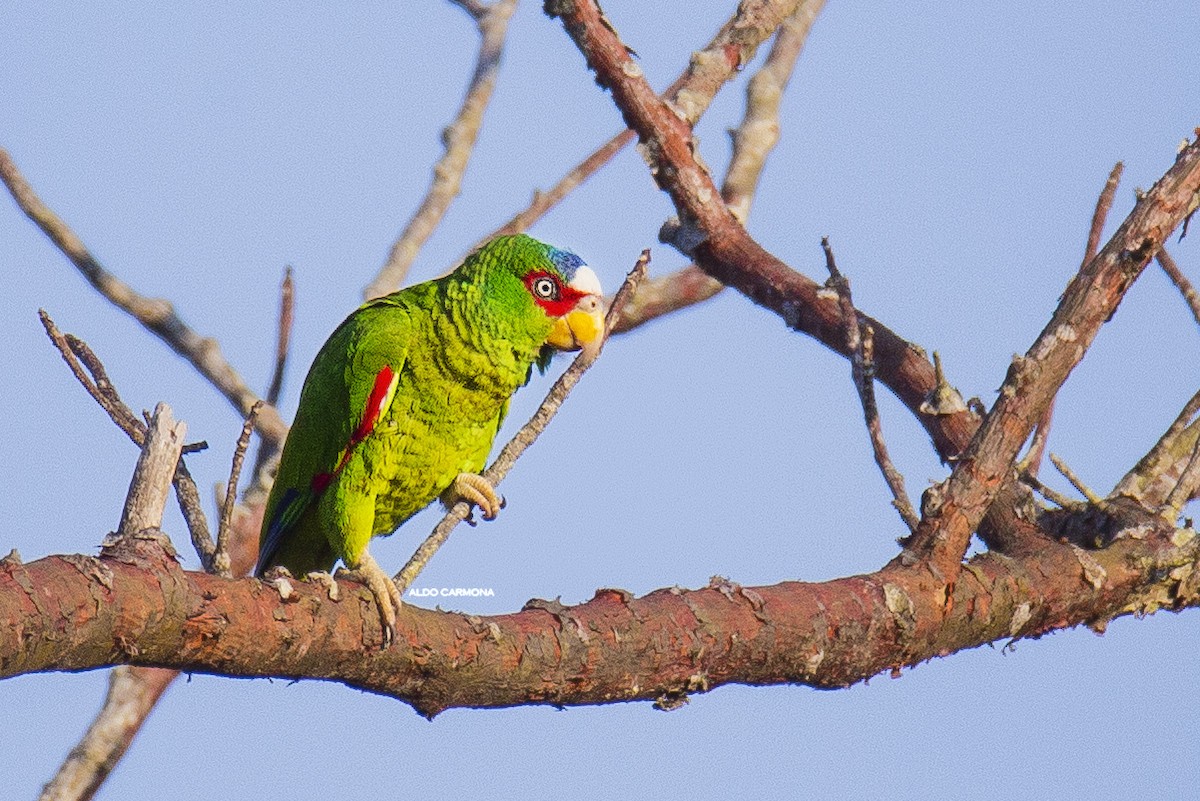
[546,265,605,357]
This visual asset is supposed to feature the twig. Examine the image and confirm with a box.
[1020,470,1078,509]
[252,268,295,484]
[365,0,519,299]
[482,0,812,248]
[1,148,287,446]
[823,238,919,532]
[394,249,649,588]
[1048,453,1104,506]
[1157,249,1200,328]
[1083,162,1124,267]
[265,267,294,407]
[1018,398,1055,478]
[39,311,216,564]
[215,402,263,578]
[612,1,823,334]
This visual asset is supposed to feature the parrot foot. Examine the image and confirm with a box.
[443,473,504,523]
[337,551,402,647]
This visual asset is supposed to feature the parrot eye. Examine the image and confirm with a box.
[531,275,560,301]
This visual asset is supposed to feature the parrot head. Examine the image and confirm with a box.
[462,234,605,367]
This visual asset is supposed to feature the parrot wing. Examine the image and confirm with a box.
[256,297,414,575]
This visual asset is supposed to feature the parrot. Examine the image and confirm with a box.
[255,234,605,644]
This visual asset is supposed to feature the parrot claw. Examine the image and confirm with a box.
[443,473,503,522]
[338,551,403,648]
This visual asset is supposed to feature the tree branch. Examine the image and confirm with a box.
[3,510,1194,718]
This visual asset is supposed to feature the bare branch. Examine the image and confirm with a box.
[1114,387,1200,505]
[1083,162,1124,266]
[39,312,217,566]
[116,403,186,540]
[1,148,287,445]
[545,0,1200,579]
[1161,435,1200,517]
[1049,453,1104,506]
[394,250,649,588]
[265,267,294,407]
[215,403,263,579]
[365,0,519,299]
[4,509,1194,717]
[823,238,918,531]
[1157,248,1200,328]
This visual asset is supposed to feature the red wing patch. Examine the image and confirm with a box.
[310,365,399,497]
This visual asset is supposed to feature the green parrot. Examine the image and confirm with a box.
[255,234,604,643]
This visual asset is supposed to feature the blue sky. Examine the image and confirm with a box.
[3,2,1198,799]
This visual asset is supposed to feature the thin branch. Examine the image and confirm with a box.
[215,402,262,579]
[394,249,649,588]
[1049,453,1104,506]
[365,0,519,299]
[0,147,287,446]
[823,238,919,532]
[1020,470,1078,509]
[1017,398,1055,478]
[1083,162,1124,266]
[265,267,294,407]
[39,311,216,564]
[1157,248,1200,328]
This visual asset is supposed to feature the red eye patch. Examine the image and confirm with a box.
[524,270,587,317]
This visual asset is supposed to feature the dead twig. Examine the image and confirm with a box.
[215,402,263,578]
[1157,248,1200,328]
[39,311,216,564]
[365,0,519,298]
[394,249,649,588]
[823,238,919,532]
[1049,453,1104,506]
[1161,435,1200,517]
[1113,387,1200,505]
[1083,162,1124,266]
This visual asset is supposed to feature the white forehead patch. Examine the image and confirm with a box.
[567,264,603,296]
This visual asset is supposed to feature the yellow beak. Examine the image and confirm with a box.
[545,264,605,356]
[546,296,605,357]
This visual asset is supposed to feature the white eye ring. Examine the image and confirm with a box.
[533,276,558,300]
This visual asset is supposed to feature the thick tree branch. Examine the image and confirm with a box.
[3,512,1195,717]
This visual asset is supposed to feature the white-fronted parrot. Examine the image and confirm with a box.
[256,234,604,642]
